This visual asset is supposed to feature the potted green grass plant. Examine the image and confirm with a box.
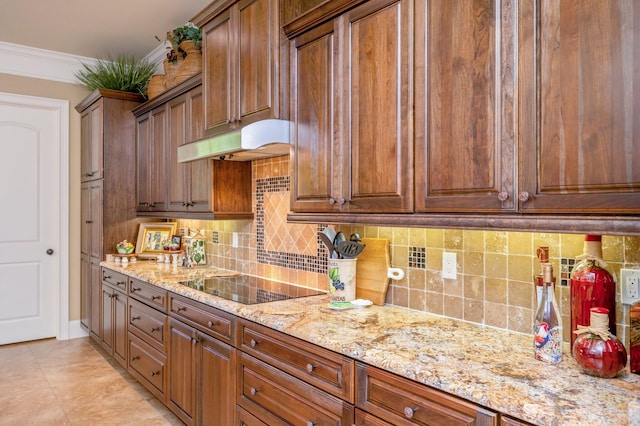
[75,54,156,97]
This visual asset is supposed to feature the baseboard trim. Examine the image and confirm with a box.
[67,320,89,340]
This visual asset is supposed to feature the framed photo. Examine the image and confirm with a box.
[135,222,177,258]
[171,235,182,246]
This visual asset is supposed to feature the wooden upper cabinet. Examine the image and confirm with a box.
[167,94,189,212]
[289,0,413,213]
[518,0,640,213]
[415,0,515,213]
[199,0,280,136]
[80,100,104,182]
[290,22,338,212]
[136,106,168,212]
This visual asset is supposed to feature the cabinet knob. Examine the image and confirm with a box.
[149,202,156,208]
[250,339,258,347]
[337,197,346,205]
[116,281,126,286]
[250,387,259,396]
[497,191,509,202]
[150,371,159,377]
[85,220,93,224]
[151,295,161,301]
[329,198,336,205]
[131,355,139,362]
[404,406,417,419]
[518,191,530,202]
[131,316,140,321]
[131,287,141,293]
[207,321,215,328]
[173,306,186,313]
[306,422,316,426]
[150,327,159,333]
[306,363,315,373]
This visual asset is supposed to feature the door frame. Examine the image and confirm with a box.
[0,92,70,340]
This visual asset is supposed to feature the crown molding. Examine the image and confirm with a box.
[0,41,98,84]
[0,41,167,84]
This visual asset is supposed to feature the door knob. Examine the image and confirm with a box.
[46,249,54,255]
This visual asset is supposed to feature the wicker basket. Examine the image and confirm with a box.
[146,75,165,100]
[175,40,202,84]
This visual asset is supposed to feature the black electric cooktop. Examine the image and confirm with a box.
[177,275,325,305]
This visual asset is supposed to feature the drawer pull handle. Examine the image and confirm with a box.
[103,275,111,279]
[117,280,126,286]
[250,339,258,347]
[306,363,315,373]
[131,355,139,362]
[250,387,259,396]
[131,316,140,321]
[151,295,161,301]
[150,371,159,377]
[131,287,141,293]
[173,307,186,313]
[207,320,215,328]
[150,327,159,333]
[404,407,417,419]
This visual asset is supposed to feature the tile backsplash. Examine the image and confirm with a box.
[176,156,640,349]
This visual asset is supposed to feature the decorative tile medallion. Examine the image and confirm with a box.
[256,176,327,273]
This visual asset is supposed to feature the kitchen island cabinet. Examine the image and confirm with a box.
[76,90,143,335]
[288,0,413,214]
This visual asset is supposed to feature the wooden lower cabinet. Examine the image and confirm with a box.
[354,408,392,426]
[237,351,354,425]
[128,332,168,403]
[168,317,236,426]
[356,362,498,425]
[237,406,268,426]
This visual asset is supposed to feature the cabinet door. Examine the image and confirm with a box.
[89,181,102,260]
[415,0,515,212]
[80,254,90,332]
[290,22,339,212]
[186,87,213,213]
[135,113,152,211]
[80,100,103,181]
[203,6,235,135]
[168,318,196,425]
[198,332,236,426]
[90,262,101,342]
[150,106,168,211]
[518,0,640,213]
[101,285,114,354]
[167,95,189,212]
[340,0,413,212]
[113,289,128,368]
[237,0,279,125]
[80,182,91,255]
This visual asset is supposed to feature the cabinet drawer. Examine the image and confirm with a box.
[356,363,497,426]
[128,333,167,402]
[238,318,354,402]
[128,278,167,312]
[128,298,167,353]
[169,294,233,344]
[101,268,128,292]
[238,352,353,426]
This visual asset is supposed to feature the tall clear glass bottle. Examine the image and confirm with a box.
[534,263,563,363]
[570,235,616,348]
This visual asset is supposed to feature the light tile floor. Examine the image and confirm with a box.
[0,337,184,425]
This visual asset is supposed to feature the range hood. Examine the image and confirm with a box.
[177,119,290,162]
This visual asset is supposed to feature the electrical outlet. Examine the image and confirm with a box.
[442,252,457,280]
[232,232,239,248]
[621,269,640,305]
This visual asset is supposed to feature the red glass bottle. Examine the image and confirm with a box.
[572,307,627,378]
[570,235,616,348]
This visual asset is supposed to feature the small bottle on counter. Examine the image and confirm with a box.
[534,246,550,311]
[533,263,563,363]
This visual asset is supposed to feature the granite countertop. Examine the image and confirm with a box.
[101,260,640,425]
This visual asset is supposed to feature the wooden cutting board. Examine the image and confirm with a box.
[356,238,391,305]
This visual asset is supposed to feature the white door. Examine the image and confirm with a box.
[0,93,67,344]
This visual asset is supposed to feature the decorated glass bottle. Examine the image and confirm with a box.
[572,307,627,378]
[570,235,616,348]
[533,263,563,363]
[534,246,550,311]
